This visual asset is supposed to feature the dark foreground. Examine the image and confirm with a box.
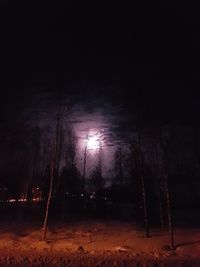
[0,252,200,267]
[0,220,199,266]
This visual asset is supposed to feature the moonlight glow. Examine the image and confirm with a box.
[82,128,104,151]
[87,135,100,150]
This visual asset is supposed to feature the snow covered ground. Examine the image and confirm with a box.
[0,220,199,266]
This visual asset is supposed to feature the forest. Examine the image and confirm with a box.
[0,101,199,252]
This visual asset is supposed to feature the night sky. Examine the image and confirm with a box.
[0,0,199,164]
[0,3,199,235]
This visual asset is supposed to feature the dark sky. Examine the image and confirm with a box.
[0,0,199,185]
[0,0,199,126]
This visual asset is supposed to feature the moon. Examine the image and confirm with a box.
[87,134,100,150]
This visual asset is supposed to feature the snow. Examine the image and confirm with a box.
[0,221,199,266]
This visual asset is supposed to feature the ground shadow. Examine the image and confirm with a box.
[175,240,200,249]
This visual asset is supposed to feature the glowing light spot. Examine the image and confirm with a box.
[87,135,100,150]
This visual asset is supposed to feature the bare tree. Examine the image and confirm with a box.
[82,135,88,193]
[150,134,164,230]
[159,127,175,250]
[137,130,150,238]
[42,107,63,241]
[89,144,104,193]
[113,146,123,187]
[60,127,80,220]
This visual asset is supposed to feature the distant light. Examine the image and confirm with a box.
[18,198,27,202]
[32,197,40,202]
[90,195,95,199]
[7,199,16,203]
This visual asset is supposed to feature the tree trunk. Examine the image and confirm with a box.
[164,172,175,250]
[160,128,175,250]
[158,185,164,229]
[141,173,150,238]
[42,107,61,241]
[138,131,150,238]
[154,142,164,229]
[82,141,87,192]
[42,157,54,241]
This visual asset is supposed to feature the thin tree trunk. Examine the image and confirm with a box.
[138,131,150,238]
[42,107,61,241]
[141,173,150,238]
[154,142,164,229]
[158,185,164,229]
[160,128,175,250]
[82,141,87,192]
[164,172,175,249]
[42,158,54,241]
[60,175,66,222]
[118,146,123,186]
[54,115,64,200]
